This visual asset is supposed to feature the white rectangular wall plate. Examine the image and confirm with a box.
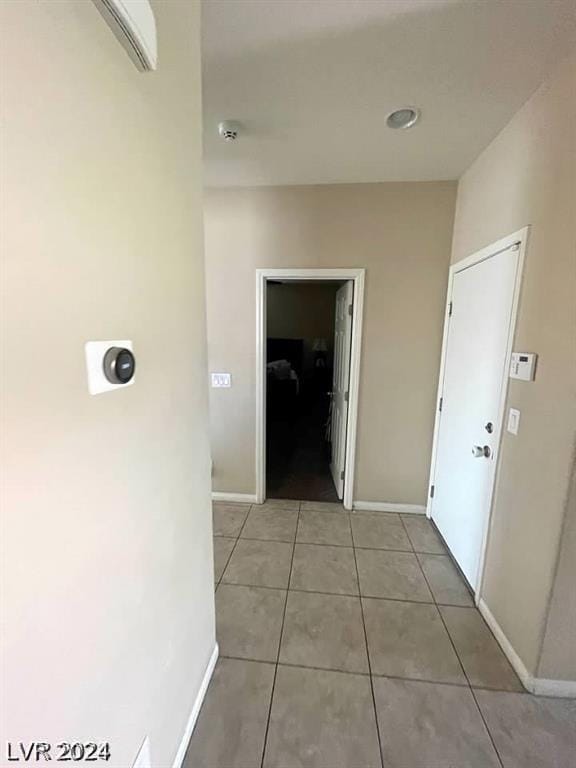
[132,737,150,768]
[507,408,521,435]
[510,352,537,381]
[211,372,231,388]
[85,340,134,395]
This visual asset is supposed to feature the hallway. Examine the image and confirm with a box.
[185,500,575,768]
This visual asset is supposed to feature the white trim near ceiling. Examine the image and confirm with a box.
[426,227,529,600]
[256,268,365,511]
[353,501,426,515]
[171,643,219,768]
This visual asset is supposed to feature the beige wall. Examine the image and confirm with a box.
[0,2,214,766]
[538,454,576,680]
[205,182,457,500]
[451,52,576,678]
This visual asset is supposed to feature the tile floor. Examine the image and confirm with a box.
[184,500,576,768]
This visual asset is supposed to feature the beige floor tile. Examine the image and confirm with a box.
[263,666,381,768]
[475,689,576,768]
[300,500,345,513]
[183,657,275,768]
[373,677,500,767]
[241,507,299,541]
[417,553,474,606]
[297,509,352,546]
[351,512,412,551]
[356,549,433,602]
[222,538,293,588]
[213,536,235,582]
[279,591,369,674]
[401,515,446,554]
[213,504,249,537]
[290,543,358,595]
[439,606,523,690]
[258,498,300,511]
[216,584,286,662]
[363,598,466,684]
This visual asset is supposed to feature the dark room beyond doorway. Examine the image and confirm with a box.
[266,281,345,502]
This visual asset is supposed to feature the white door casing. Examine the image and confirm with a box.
[429,229,527,594]
[256,268,365,510]
[330,281,354,499]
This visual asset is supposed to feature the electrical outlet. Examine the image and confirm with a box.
[211,372,231,388]
[133,737,150,768]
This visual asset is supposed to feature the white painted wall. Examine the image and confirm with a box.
[0,2,215,766]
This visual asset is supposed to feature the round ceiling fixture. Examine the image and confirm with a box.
[386,107,420,130]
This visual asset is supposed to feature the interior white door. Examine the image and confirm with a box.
[330,281,354,499]
[431,245,520,590]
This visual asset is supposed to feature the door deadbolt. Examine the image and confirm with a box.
[485,422,494,434]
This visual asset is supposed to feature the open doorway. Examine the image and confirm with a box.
[266,280,342,502]
[256,269,365,510]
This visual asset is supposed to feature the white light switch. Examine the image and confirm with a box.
[211,372,231,388]
[132,738,150,768]
[507,408,520,435]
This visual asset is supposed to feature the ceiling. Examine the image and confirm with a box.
[202,0,576,187]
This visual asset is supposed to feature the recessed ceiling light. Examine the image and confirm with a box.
[386,107,420,130]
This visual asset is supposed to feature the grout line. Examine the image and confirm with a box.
[415,550,505,768]
[468,687,505,766]
[259,507,299,768]
[348,511,384,768]
[218,531,441,557]
[217,573,479,608]
[215,507,252,589]
[216,655,527,695]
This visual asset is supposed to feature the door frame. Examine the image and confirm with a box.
[256,268,365,510]
[426,227,529,602]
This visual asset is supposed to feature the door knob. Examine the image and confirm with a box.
[472,445,491,458]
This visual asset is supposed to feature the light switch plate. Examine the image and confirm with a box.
[211,372,231,388]
[132,737,150,768]
[85,340,134,395]
[507,408,520,436]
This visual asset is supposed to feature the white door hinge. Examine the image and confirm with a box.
[340,470,345,480]
[344,391,349,402]
[448,301,453,317]
[430,484,435,499]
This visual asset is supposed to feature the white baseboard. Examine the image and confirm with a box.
[171,643,219,768]
[353,500,426,515]
[212,492,257,504]
[478,599,532,691]
[478,599,576,698]
[531,677,576,697]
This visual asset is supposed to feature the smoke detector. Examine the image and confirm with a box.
[218,120,242,141]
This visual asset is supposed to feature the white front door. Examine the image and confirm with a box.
[330,281,354,499]
[431,243,521,590]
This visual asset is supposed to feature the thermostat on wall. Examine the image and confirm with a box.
[85,340,135,395]
[510,352,537,381]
